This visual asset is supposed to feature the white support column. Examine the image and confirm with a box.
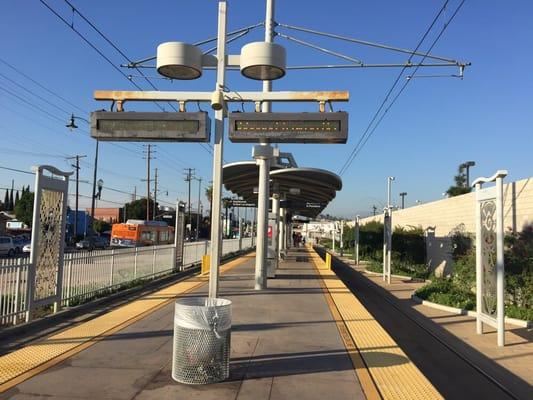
[340,220,344,256]
[354,215,360,265]
[253,146,273,289]
[208,0,228,299]
[496,175,505,347]
[475,182,483,335]
[279,206,285,257]
[272,194,280,270]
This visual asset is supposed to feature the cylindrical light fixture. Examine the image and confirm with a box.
[157,42,203,80]
[240,42,286,81]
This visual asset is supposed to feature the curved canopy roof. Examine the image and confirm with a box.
[223,161,342,217]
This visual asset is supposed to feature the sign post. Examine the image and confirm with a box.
[383,208,392,284]
[354,215,360,265]
[473,170,507,347]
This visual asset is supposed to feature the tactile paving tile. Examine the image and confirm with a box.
[308,248,443,400]
[0,255,252,392]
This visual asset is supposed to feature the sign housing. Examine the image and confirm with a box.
[228,112,348,143]
[90,111,210,142]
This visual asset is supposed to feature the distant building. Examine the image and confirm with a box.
[67,210,91,238]
[88,208,121,223]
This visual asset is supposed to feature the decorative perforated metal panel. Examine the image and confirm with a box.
[34,189,64,301]
[480,199,497,317]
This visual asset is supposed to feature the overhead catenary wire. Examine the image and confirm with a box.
[338,0,461,176]
[53,0,215,156]
[277,32,362,64]
[341,0,467,170]
[276,22,459,64]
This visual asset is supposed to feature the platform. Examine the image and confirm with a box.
[0,248,442,399]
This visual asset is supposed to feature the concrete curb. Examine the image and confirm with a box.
[411,293,531,329]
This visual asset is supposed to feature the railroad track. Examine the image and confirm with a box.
[314,247,530,400]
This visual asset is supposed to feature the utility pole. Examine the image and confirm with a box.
[67,154,87,241]
[399,192,407,209]
[183,168,195,236]
[143,144,154,220]
[372,205,377,216]
[153,168,158,219]
[196,177,202,240]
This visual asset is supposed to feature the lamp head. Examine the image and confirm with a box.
[66,114,78,131]
[240,42,286,81]
[156,42,203,80]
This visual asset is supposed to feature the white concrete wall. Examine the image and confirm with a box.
[359,177,533,275]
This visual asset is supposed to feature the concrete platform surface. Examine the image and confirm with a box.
[1,251,365,400]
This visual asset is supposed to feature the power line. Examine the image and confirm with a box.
[0,166,35,176]
[38,0,166,112]
[40,0,214,156]
[0,71,71,116]
[338,0,454,176]
[339,0,466,176]
[0,84,65,123]
[0,56,87,114]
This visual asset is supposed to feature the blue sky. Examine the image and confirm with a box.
[0,0,531,217]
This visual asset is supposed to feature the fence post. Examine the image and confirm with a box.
[134,247,138,279]
[65,253,73,307]
[13,259,21,325]
[109,249,115,288]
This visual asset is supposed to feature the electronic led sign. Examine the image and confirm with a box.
[228,112,348,143]
[91,111,210,142]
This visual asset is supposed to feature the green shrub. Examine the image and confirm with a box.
[505,305,533,321]
[416,278,476,310]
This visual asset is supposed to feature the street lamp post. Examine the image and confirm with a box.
[399,192,407,209]
[461,161,476,187]
[387,176,395,208]
[66,114,100,232]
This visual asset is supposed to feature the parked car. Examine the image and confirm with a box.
[76,236,109,250]
[22,243,32,254]
[0,236,17,257]
[13,236,30,254]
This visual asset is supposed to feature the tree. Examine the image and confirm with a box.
[3,190,8,210]
[446,165,472,197]
[14,190,34,227]
[9,189,14,211]
[92,219,111,234]
[14,190,19,206]
[205,185,213,217]
[123,197,157,220]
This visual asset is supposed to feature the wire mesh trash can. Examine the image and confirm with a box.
[172,297,232,384]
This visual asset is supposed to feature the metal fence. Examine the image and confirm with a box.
[0,237,254,327]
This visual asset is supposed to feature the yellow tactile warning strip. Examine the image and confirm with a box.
[0,254,254,393]
[307,247,443,400]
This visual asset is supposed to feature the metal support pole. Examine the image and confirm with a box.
[208,0,227,298]
[354,215,360,265]
[279,206,285,257]
[90,140,99,232]
[272,194,280,270]
[254,147,272,289]
[238,218,243,250]
[340,220,344,256]
[251,0,276,290]
[387,176,395,208]
[196,177,202,240]
[496,175,505,347]
[475,182,483,334]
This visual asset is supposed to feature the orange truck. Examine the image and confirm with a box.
[111,219,174,247]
